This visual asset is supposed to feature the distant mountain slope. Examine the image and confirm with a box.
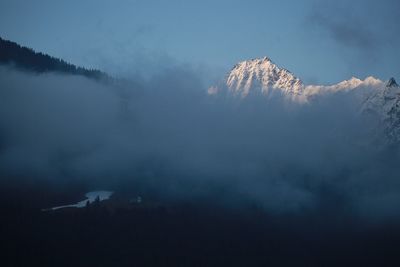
[0,37,107,80]
[361,78,400,144]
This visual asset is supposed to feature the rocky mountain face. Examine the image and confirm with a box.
[362,78,400,143]
[225,57,304,99]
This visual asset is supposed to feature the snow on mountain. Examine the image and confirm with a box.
[361,78,400,143]
[362,78,399,117]
[224,57,304,99]
[304,76,383,97]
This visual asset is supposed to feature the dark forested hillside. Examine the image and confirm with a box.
[0,37,107,79]
[2,180,400,267]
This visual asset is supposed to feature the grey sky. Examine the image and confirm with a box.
[0,0,399,84]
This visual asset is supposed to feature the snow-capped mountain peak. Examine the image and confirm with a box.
[225,57,304,98]
[216,56,387,103]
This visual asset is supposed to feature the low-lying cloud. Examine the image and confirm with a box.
[0,65,399,221]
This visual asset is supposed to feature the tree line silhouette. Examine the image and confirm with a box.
[2,178,400,267]
[0,36,107,80]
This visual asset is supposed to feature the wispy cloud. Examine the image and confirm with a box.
[309,10,379,51]
[306,0,400,67]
